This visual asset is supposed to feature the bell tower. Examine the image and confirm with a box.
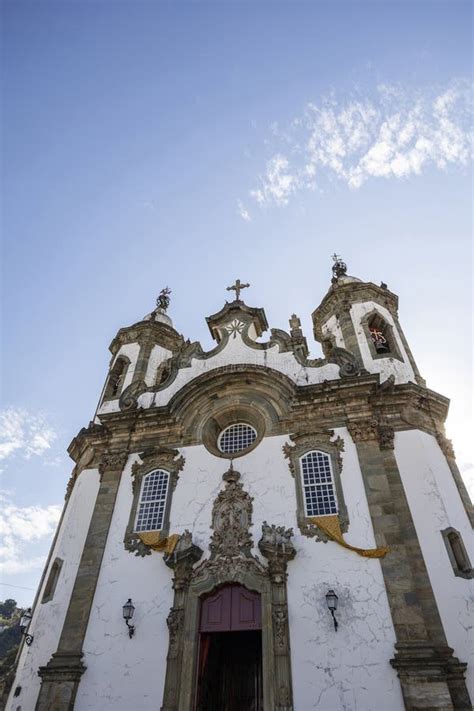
[97,287,184,416]
[312,254,424,385]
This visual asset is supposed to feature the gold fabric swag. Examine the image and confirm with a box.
[137,531,181,555]
[308,515,389,558]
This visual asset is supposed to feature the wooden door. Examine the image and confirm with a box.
[200,584,261,632]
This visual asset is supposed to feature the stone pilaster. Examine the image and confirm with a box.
[161,533,203,711]
[259,524,296,711]
[132,336,155,385]
[436,433,474,527]
[35,451,128,711]
[334,297,364,366]
[348,420,471,711]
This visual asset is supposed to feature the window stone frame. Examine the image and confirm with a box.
[360,308,403,362]
[202,406,267,459]
[441,527,473,579]
[283,431,348,541]
[124,447,184,557]
[103,354,131,401]
[41,557,64,604]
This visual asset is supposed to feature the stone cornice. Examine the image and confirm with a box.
[93,376,449,449]
[67,422,109,464]
[109,319,185,357]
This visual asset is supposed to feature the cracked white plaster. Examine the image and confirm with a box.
[144,344,173,386]
[321,313,345,349]
[288,428,404,711]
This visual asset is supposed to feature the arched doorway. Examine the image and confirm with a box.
[195,584,263,711]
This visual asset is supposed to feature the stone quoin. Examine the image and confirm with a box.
[6,265,473,711]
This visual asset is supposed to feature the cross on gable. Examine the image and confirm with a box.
[226,279,250,301]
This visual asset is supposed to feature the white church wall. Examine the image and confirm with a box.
[350,301,416,384]
[288,428,404,711]
[144,344,172,386]
[394,430,474,697]
[6,468,100,711]
[321,314,345,348]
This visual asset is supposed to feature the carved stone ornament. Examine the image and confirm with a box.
[327,345,367,377]
[119,379,148,411]
[273,605,288,649]
[347,418,380,443]
[278,685,291,707]
[208,465,254,561]
[436,432,455,459]
[163,530,203,590]
[166,608,184,658]
[99,450,128,476]
[258,522,296,582]
[378,425,395,450]
[124,448,185,557]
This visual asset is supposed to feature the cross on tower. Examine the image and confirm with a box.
[226,279,250,301]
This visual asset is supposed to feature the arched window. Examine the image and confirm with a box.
[442,527,473,578]
[368,314,390,354]
[104,356,130,399]
[300,450,338,517]
[135,469,170,532]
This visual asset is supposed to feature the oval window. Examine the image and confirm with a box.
[218,423,257,454]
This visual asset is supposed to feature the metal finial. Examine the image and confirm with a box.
[156,287,172,312]
[331,254,347,282]
[226,279,250,301]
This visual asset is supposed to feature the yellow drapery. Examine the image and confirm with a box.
[137,531,181,555]
[308,515,389,558]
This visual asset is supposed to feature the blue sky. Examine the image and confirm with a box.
[1,0,472,606]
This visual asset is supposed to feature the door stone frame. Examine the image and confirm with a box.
[160,465,296,711]
[180,565,274,711]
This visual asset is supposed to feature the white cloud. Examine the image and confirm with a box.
[237,200,251,222]
[241,79,472,210]
[0,496,62,574]
[0,408,57,462]
[250,154,299,208]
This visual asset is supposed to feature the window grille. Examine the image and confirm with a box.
[218,423,257,454]
[135,469,169,532]
[300,451,338,516]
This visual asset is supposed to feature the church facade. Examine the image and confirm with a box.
[7,260,473,711]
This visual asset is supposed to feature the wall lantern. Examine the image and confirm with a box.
[122,598,135,638]
[19,608,34,646]
[325,589,339,631]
